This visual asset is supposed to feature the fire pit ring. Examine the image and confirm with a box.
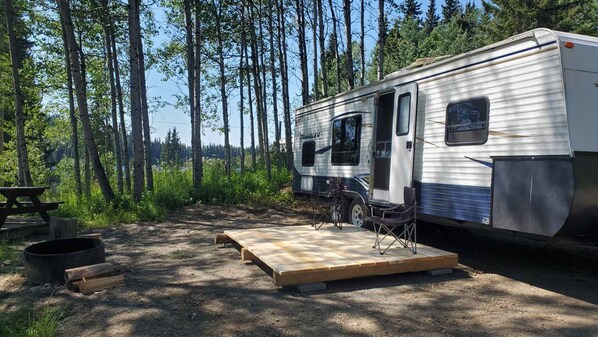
[24,238,105,284]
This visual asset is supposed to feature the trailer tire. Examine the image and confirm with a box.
[348,198,368,228]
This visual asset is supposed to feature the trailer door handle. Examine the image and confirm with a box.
[406,141,413,151]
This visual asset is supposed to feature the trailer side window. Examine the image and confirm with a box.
[445,97,489,146]
[332,115,362,165]
[302,141,315,167]
[396,93,411,136]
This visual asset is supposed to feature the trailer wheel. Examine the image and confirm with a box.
[348,198,368,228]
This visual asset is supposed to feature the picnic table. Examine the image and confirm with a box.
[0,187,63,229]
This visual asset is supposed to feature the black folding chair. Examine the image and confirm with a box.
[309,179,343,230]
[366,187,417,255]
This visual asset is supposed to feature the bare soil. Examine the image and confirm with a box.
[1,204,597,337]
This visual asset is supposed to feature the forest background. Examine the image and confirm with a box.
[1,0,596,226]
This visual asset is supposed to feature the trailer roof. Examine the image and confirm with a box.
[296,28,596,114]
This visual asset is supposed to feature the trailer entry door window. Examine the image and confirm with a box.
[302,141,316,167]
[332,115,362,165]
[445,97,489,146]
[396,93,411,136]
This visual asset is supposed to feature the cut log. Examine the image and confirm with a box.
[68,271,120,292]
[50,217,78,240]
[79,274,125,295]
[64,262,115,282]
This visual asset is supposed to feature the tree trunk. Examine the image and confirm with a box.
[276,0,292,169]
[84,145,91,198]
[110,28,131,194]
[312,0,318,101]
[343,0,354,89]
[267,0,280,170]
[136,15,153,191]
[257,3,269,169]
[128,0,145,201]
[58,0,114,201]
[359,0,365,86]
[101,0,124,194]
[193,0,203,189]
[245,40,256,170]
[239,5,246,174]
[184,0,195,181]
[213,0,231,177]
[60,21,82,200]
[248,0,270,179]
[317,0,328,97]
[327,0,341,93]
[4,0,32,186]
[377,0,385,80]
[294,0,309,105]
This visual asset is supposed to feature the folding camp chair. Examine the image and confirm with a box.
[366,187,417,255]
[309,179,343,230]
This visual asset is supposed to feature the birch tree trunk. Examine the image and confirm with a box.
[128,0,145,201]
[248,0,270,180]
[193,0,203,189]
[213,0,231,177]
[137,18,153,191]
[245,39,257,170]
[100,0,124,194]
[60,21,82,199]
[58,0,114,201]
[4,0,32,186]
[110,28,131,193]
[184,0,195,180]
[343,0,355,89]
[239,5,246,174]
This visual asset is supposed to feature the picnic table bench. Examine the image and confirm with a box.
[0,187,64,229]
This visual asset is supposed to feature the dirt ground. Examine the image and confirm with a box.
[1,204,598,337]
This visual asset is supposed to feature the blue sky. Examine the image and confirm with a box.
[145,0,481,147]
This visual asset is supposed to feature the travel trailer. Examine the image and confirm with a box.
[292,28,598,243]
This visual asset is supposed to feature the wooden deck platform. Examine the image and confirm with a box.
[216,225,458,286]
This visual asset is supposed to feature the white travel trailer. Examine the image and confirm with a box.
[292,28,598,243]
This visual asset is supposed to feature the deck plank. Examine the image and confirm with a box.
[222,224,458,286]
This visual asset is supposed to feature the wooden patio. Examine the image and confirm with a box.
[215,225,458,287]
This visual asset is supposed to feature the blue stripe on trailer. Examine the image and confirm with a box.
[415,181,491,225]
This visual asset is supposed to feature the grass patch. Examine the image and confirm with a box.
[171,249,194,260]
[49,163,293,229]
[0,241,18,263]
[0,304,64,337]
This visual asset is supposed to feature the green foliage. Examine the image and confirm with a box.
[0,304,64,337]
[160,127,182,167]
[51,159,292,228]
[0,240,18,262]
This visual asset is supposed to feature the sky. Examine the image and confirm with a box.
[145,0,482,147]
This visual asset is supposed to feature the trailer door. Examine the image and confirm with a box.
[370,91,395,202]
[388,83,418,205]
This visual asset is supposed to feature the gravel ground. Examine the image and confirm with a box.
[1,204,597,337]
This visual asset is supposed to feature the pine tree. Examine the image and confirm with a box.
[399,0,422,20]
[442,0,461,23]
[425,0,440,33]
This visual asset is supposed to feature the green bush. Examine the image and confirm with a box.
[49,159,293,228]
